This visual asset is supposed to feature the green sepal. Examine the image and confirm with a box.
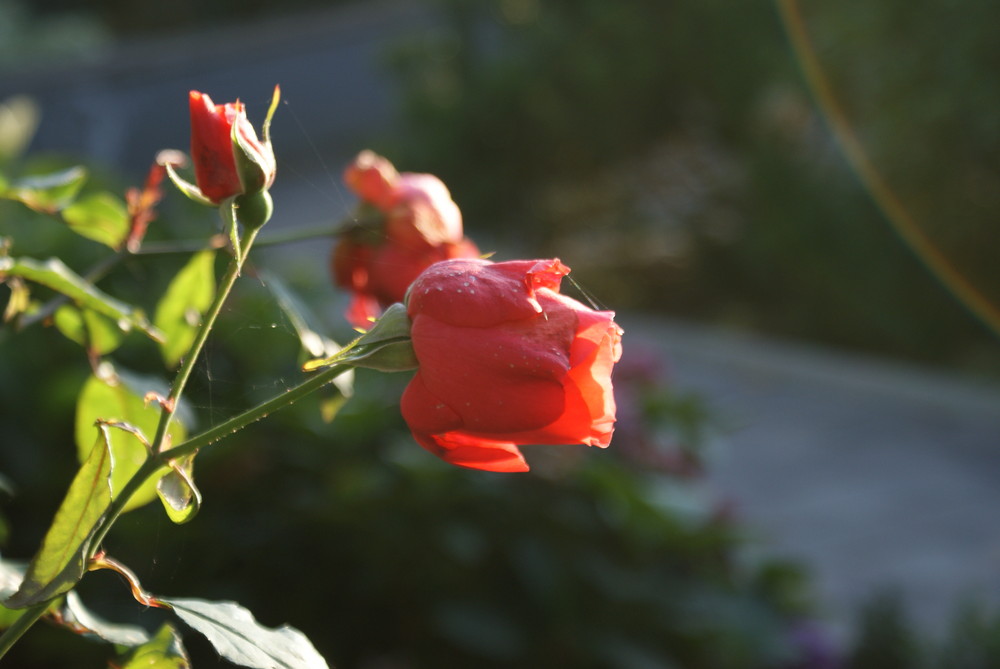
[163,162,214,207]
[261,84,281,147]
[230,120,273,205]
[303,302,417,373]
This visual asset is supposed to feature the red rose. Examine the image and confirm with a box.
[332,151,479,327]
[401,258,623,472]
[188,90,275,203]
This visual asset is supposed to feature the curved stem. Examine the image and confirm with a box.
[91,220,264,552]
[146,225,261,455]
[89,362,351,551]
[161,363,351,461]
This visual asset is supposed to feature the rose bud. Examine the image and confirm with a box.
[332,151,479,328]
[188,90,276,204]
[401,258,623,472]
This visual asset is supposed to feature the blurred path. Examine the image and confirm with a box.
[625,314,1000,636]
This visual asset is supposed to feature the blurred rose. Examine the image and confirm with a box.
[332,151,479,327]
[401,258,623,472]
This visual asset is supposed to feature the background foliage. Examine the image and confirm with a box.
[383,0,1000,373]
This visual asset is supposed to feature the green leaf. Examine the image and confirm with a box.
[0,255,163,342]
[120,623,191,669]
[61,192,130,249]
[4,431,113,609]
[0,165,87,213]
[156,456,201,524]
[74,368,184,513]
[53,304,126,356]
[153,250,217,368]
[63,590,150,646]
[160,597,328,669]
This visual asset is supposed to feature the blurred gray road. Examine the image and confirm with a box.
[624,314,1000,637]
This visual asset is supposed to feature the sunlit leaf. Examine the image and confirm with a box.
[153,250,216,368]
[160,597,328,669]
[0,95,40,164]
[2,276,29,322]
[120,623,191,669]
[4,431,112,609]
[156,455,201,524]
[0,165,86,213]
[61,192,130,249]
[63,590,150,646]
[74,367,184,513]
[54,304,126,356]
[0,255,162,342]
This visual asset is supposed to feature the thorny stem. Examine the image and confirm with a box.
[87,220,264,555]
[0,206,336,657]
[134,221,348,256]
[160,362,351,461]
[88,361,352,553]
[146,224,262,455]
